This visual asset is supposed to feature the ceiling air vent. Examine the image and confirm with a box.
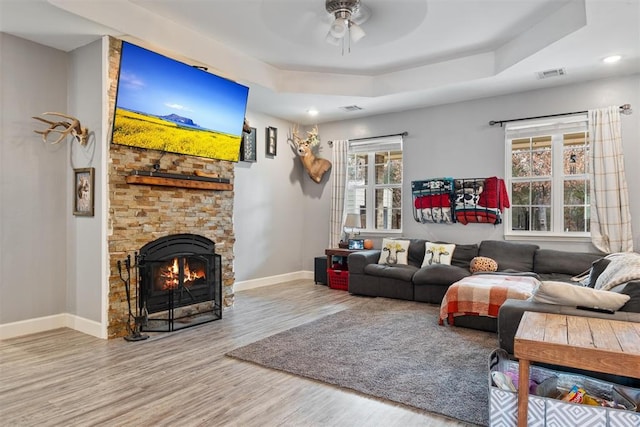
[339,105,364,112]
[536,68,567,79]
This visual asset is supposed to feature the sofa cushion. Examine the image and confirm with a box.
[413,264,470,286]
[378,239,410,265]
[406,238,428,267]
[450,243,479,269]
[530,281,630,311]
[479,240,539,272]
[534,249,603,276]
[421,242,455,267]
[364,263,418,282]
[617,281,640,313]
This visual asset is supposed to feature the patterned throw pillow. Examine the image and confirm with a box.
[378,239,410,265]
[421,242,456,267]
[470,256,498,273]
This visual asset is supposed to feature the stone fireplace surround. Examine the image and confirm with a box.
[107,37,235,338]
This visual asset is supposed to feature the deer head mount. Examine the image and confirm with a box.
[290,124,332,184]
[32,112,89,146]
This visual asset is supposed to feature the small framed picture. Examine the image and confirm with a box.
[266,126,277,156]
[240,127,257,162]
[74,167,95,217]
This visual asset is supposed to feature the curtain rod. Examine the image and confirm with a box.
[489,104,632,127]
[328,131,408,146]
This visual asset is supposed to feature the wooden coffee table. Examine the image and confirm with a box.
[514,311,640,427]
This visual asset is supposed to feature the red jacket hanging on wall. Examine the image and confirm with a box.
[477,177,510,212]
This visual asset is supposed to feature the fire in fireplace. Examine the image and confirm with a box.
[137,234,222,332]
[156,257,206,291]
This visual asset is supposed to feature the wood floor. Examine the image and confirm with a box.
[0,281,469,427]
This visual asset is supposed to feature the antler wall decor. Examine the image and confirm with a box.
[290,124,332,184]
[32,112,89,145]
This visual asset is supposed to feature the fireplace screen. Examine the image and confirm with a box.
[137,234,222,332]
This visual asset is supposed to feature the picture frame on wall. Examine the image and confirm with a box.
[73,167,95,217]
[240,127,257,162]
[266,126,277,156]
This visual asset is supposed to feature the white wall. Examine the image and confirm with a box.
[306,74,640,270]
[0,34,68,323]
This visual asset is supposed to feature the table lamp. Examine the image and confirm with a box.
[344,213,362,240]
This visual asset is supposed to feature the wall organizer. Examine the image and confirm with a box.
[412,177,509,225]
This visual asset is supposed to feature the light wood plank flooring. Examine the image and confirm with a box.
[1,280,469,426]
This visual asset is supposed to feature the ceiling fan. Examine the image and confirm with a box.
[324,0,370,53]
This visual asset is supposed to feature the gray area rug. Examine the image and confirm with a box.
[227,298,498,426]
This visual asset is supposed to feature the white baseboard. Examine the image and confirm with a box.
[1,272,317,340]
[0,313,105,340]
[234,270,313,292]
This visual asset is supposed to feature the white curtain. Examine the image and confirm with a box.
[329,140,348,248]
[588,106,634,253]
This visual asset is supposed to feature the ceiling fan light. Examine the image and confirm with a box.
[349,22,365,43]
[325,31,342,45]
[330,17,348,38]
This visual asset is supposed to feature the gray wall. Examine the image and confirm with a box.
[233,112,307,282]
[67,40,104,322]
[0,34,68,323]
[306,74,640,270]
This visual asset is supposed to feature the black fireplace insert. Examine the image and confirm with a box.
[137,233,222,332]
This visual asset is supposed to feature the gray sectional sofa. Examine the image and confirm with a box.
[348,239,602,303]
[348,239,640,339]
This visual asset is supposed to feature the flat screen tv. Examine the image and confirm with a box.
[112,41,249,162]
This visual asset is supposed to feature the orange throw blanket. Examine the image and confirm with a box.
[439,274,540,325]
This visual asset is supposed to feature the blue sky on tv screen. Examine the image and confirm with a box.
[116,42,249,135]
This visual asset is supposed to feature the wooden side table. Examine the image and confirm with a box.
[325,248,362,271]
[324,248,364,290]
[514,312,640,427]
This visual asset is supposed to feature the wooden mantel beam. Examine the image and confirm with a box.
[125,172,233,191]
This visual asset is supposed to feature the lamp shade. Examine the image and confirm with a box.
[344,213,361,228]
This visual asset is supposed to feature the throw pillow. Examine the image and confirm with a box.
[469,256,498,273]
[530,281,630,311]
[615,282,640,313]
[421,242,456,267]
[378,239,410,265]
[580,258,611,288]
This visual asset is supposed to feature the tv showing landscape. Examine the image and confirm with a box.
[112,41,249,162]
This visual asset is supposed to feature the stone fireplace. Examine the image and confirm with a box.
[107,37,235,338]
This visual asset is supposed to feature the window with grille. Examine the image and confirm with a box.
[505,115,590,237]
[345,135,403,233]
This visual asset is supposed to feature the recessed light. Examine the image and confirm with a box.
[307,109,319,116]
[603,55,622,64]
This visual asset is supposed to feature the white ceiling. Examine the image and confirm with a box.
[1,0,638,124]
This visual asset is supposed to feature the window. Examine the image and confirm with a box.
[345,135,403,232]
[505,115,589,237]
